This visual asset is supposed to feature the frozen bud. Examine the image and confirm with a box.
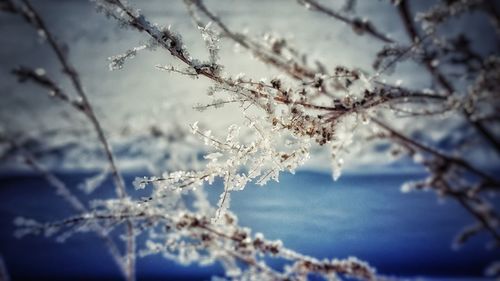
[33,68,46,76]
[133,177,147,189]
[190,121,199,134]
[235,72,246,81]
[412,153,424,164]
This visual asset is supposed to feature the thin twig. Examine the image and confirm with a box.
[297,0,394,43]
[371,117,498,184]
[372,117,500,242]
[20,0,127,198]
[397,0,500,154]
[186,0,317,80]
[5,139,127,277]
[14,1,134,279]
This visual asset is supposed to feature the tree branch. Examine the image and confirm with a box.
[297,0,393,43]
[397,0,500,154]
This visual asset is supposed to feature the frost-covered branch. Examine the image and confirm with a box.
[296,0,393,43]
[15,208,378,281]
[1,0,499,279]
[5,0,127,198]
[372,118,500,246]
[397,0,500,153]
[2,0,135,279]
[185,0,318,80]
[0,136,128,277]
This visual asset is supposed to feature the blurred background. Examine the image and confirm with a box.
[0,0,499,280]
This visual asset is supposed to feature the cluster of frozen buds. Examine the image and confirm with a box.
[134,116,311,221]
[3,0,500,279]
[14,192,377,281]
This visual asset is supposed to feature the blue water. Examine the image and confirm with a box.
[0,171,498,280]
